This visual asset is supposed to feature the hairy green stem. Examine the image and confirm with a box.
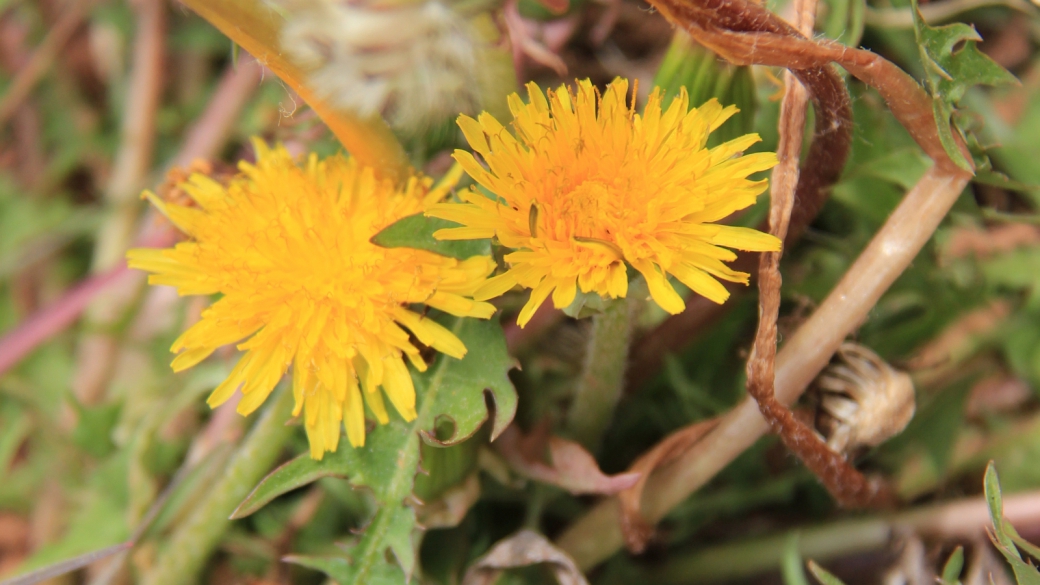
[566,297,632,452]
[142,387,294,585]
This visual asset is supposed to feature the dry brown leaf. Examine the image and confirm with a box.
[416,473,481,529]
[618,417,719,553]
[943,224,1040,261]
[966,374,1031,417]
[496,424,640,495]
[462,530,589,585]
[907,301,1010,373]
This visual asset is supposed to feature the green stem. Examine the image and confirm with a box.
[566,297,632,452]
[143,386,295,585]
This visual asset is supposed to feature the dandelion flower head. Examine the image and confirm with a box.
[427,78,782,326]
[128,140,496,458]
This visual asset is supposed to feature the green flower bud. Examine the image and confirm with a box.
[652,30,757,148]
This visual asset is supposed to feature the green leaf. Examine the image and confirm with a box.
[940,546,963,585]
[285,548,407,585]
[781,533,810,585]
[910,0,1018,171]
[2,542,132,585]
[71,401,122,459]
[985,462,1013,549]
[651,30,756,148]
[1009,525,1040,563]
[371,213,490,260]
[819,0,864,46]
[984,462,1040,585]
[238,316,516,584]
[807,560,848,585]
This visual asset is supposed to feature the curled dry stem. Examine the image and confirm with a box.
[743,0,892,508]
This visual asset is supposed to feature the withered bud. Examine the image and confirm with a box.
[273,0,486,134]
[811,342,915,455]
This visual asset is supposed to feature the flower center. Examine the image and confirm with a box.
[556,179,619,239]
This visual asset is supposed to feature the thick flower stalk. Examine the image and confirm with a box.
[427,78,782,326]
[127,140,495,459]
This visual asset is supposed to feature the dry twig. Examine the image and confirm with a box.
[742,0,892,508]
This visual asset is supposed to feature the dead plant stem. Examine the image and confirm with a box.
[646,488,1040,583]
[744,0,890,508]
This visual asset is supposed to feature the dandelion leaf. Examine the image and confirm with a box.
[910,0,1017,171]
[238,316,515,584]
[372,213,491,260]
[286,506,420,585]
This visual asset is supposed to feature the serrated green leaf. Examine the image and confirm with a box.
[383,507,420,579]
[807,561,848,585]
[910,0,1017,171]
[285,550,406,585]
[239,316,515,584]
[372,213,490,260]
[284,503,420,585]
[940,546,963,585]
[232,420,413,518]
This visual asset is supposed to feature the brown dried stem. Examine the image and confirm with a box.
[628,50,852,391]
[645,487,1040,582]
[743,0,892,509]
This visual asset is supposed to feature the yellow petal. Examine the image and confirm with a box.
[516,279,555,328]
[632,260,685,315]
[382,356,417,421]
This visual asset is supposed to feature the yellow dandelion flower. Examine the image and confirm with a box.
[127,140,496,459]
[426,78,782,327]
